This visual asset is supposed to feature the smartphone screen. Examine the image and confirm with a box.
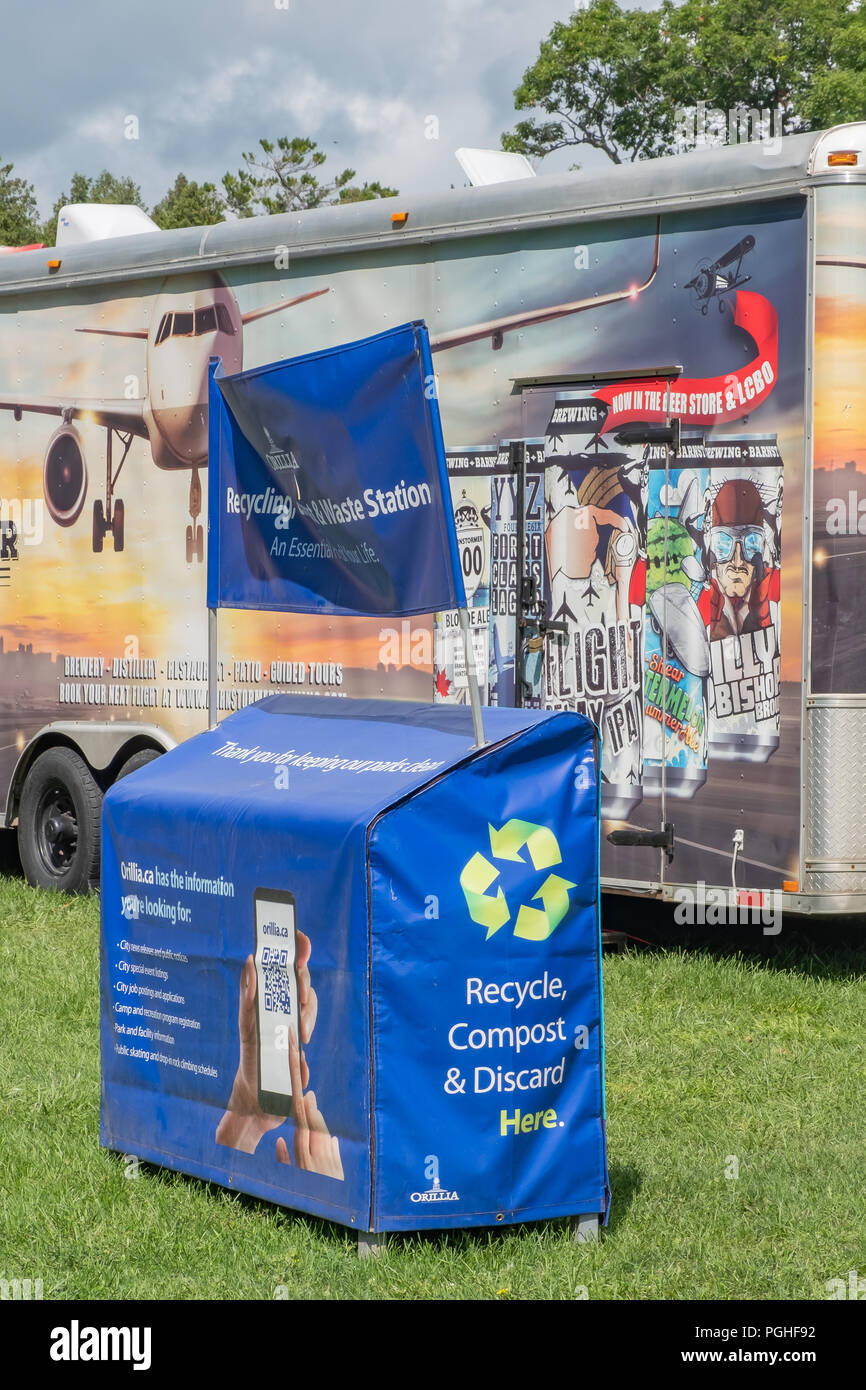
[254,888,300,1117]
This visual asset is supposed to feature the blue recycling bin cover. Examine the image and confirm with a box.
[100,697,608,1232]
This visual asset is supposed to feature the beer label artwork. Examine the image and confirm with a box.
[435,421,784,815]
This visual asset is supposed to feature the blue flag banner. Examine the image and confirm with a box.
[207,322,466,617]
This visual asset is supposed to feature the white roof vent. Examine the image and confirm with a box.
[55,204,160,247]
[455,148,536,187]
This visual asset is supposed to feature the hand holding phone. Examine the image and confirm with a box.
[275,1032,344,1181]
[215,926,316,1154]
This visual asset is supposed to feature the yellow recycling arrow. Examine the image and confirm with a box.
[514,872,577,941]
[488,819,563,870]
[459,851,510,938]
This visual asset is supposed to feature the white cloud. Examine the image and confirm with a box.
[6,0,581,216]
[344,95,416,138]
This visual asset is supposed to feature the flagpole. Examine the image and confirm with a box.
[207,357,221,733]
[417,322,486,749]
[459,606,486,748]
[208,607,218,731]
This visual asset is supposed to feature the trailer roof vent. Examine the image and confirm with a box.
[54,204,161,248]
[455,148,536,187]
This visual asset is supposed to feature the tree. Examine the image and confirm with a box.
[503,0,866,166]
[502,0,687,165]
[151,173,224,230]
[665,0,866,134]
[0,158,42,246]
[338,179,399,204]
[43,170,147,245]
[222,136,397,217]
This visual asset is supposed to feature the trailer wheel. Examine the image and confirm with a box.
[18,747,102,893]
[93,500,105,553]
[115,747,161,781]
[112,499,124,552]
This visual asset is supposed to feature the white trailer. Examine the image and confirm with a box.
[0,125,863,916]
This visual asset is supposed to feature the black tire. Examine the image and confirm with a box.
[115,747,161,781]
[18,747,102,893]
[93,499,104,554]
[112,498,124,552]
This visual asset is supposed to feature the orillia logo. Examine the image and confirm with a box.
[266,447,300,472]
[460,820,575,941]
[263,425,300,472]
[410,1153,458,1203]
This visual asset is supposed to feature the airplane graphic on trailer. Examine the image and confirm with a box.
[0,222,660,562]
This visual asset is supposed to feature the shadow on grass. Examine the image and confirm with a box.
[0,828,21,877]
[602,893,866,982]
[105,1149,633,1252]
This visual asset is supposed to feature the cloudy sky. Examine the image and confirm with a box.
[2,0,609,217]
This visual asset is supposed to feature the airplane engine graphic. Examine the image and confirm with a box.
[44,423,87,527]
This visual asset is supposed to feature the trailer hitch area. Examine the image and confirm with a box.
[607,822,675,865]
[522,614,568,641]
[537,615,568,638]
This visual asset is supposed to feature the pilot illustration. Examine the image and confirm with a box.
[697,478,779,641]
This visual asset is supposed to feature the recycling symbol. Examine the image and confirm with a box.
[459,820,576,942]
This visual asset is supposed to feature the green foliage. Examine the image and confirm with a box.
[662,0,866,128]
[338,179,399,204]
[222,137,397,217]
[505,0,866,165]
[502,0,688,165]
[151,173,224,230]
[0,158,42,246]
[43,170,147,246]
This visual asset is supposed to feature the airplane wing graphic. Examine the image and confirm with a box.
[0,393,148,436]
[430,218,661,353]
[240,286,331,323]
[76,328,149,339]
[816,256,866,270]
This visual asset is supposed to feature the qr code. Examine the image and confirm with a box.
[261,945,293,1017]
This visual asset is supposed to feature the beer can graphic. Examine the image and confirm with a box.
[700,437,783,763]
[542,392,646,819]
[488,440,545,708]
[643,444,710,801]
[434,447,496,705]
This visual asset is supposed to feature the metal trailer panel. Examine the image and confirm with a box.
[802,170,866,912]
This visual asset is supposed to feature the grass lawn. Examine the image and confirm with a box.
[0,870,863,1301]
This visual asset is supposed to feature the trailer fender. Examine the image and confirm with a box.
[5,721,175,826]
